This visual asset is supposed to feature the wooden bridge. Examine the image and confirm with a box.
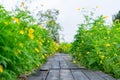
[27,53,118,80]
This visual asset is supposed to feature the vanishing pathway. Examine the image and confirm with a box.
[27,53,117,80]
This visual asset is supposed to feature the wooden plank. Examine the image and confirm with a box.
[82,69,104,80]
[27,70,48,80]
[66,60,78,69]
[51,61,60,69]
[95,71,116,80]
[60,61,69,69]
[46,70,59,80]
[71,70,89,80]
[60,70,74,80]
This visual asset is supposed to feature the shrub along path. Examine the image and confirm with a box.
[26,53,117,80]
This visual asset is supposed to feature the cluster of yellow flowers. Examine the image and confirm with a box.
[28,28,34,40]
[0,65,3,73]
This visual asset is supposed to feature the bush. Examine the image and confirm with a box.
[71,9,120,78]
[0,5,57,80]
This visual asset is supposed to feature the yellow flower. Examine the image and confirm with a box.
[105,43,110,47]
[21,1,24,6]
[103,16,108,19]
[28,34,34,40]
[40,42,42,46]
[19,30,24,35]
[101,55,105,59]
[35,48,40,53]
[17,50,22,54]
[28,28,34,34]
[4,22,8,25]
[0,65,3,73]
[19,43,23,48]
[107,30,110,35]
[42,55,45,59]
[90,32,93,35]
[96,6,99,8]
[12,17,20,23]
[73,60,76,63]
[100,60,102,64]
[77,8,80,11]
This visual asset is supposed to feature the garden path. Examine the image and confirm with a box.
[27,53,118,80]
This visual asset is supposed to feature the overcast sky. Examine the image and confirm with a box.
[0,0,120,42]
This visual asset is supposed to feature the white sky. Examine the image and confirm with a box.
[0,0,120,42]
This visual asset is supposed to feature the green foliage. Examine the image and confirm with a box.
[57,42,71,53]
[112,10,120,22]
[71,9,120,78]
[0,5,57,80]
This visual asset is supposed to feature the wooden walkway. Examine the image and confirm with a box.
[27,53,117,80]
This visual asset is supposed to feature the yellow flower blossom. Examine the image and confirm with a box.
[107,30,110,35]
[12,17,20,24]
[4,22,8,25]
[28,28,34,34]
[35,48,40,53]
[19,43,23,48]
[40,42,42,46]
[77,8,80,11]
[21,1,24,6]
[101,55,105,59]
[17,50,22,54]
[20,30,24,35]
[96,6,99,8]
[105,43,110,47]
[0,65,3,73]
[42,55,45,59]
[103,16,108,19]
[28,34,34,40]
[100,60,102,64]
[73,60,76,63]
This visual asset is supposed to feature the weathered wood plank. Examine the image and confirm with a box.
[71,70,89,80]
[66,60,78,69]
[60,61,69,68]
[82,69,104,80]
[46,70,59,80]
[60,70,74,80]
[27,70,48,80]
[95,71,116,80]
[51,61,60,69]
